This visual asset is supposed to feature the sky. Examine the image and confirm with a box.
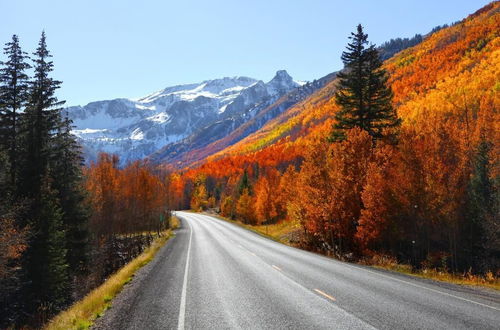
[1,0,492,106]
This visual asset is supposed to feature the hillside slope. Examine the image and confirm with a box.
[188,1,499,173]
[152,72,336,168]
[157,31,430,169]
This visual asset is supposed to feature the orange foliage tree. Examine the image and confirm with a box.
[85,153,170,237]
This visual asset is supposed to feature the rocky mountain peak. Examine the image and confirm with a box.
[267,70,299,94]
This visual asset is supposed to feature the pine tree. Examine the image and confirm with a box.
[19,31,64,201]
[17,32,71,317]
[238,169,251,195]
[25,178,69,312]
[331,24,401,142]
[51,115,89,273]
[0,35,31,189]
[466,138,499,271]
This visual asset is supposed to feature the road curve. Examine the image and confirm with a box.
[93,211,500,330]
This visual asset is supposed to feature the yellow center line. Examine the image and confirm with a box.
[249,252,257,256]
[272,265,282,271]
[314,289,336,301]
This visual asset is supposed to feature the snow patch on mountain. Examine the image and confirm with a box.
[66,70,303,164]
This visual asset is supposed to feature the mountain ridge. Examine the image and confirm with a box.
[65,70,302,164]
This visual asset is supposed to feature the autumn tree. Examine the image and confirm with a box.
[297,129,374,256]
[191,176,208,211]
[236,188,255,224]
[220,195,235,219]
[331,24,400,142]
[255,169,283,224]
[358,120,472,270]
[279,165,305,231]
[85,153,120,237]
[0,200,28,325]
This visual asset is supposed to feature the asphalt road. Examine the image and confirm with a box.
[93,211,500,330]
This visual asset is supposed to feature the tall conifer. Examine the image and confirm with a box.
[331,24,400,142]
[51,115,89,273]
[19,31,64,201]
[0,35,30,189]
[18,32,70,315]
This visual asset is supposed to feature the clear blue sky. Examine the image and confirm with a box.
[1,0,492,106]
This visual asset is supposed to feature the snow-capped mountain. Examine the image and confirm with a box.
[150,71,336,168]
[65,70,302,164]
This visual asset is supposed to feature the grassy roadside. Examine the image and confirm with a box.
[208,212,499,291]
[45,217,180,330]
[362,255,500,291]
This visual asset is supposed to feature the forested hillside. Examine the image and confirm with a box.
[170,1,499,275]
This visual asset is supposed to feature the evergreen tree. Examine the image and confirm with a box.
[51,115,89,273]
[331,24,401,142]
[238,169,251,195]
[0,35,31,189]
[17,32,71,316]
[19,31,64,202]
[25,178,69,312]
[466,138,499,271]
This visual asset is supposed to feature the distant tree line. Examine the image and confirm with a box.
[377,22,460,61]
[378,34,423,61]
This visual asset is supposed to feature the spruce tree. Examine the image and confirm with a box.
[466,138,499,271]
[26,178,69,311]
[238,169,251,195]
[51,115,89,273]
[331,24,401,142]
[19,31,64,201]
[0,35,31,189]
[18,32,71,315]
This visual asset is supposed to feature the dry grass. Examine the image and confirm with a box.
[170,215,180,229]
[244,221,301,244]
[207,213,299,244]
[363,254,500,291]
[44,231,173,330]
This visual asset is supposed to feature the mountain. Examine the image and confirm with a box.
[150,72,336,168]
[65,70,302,164]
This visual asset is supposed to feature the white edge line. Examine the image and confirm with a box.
[344,263,500,312]
[177,215,193,330]
[272,265,282,271]
[188,212,500,312]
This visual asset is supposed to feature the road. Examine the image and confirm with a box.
[93,211,500,330]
